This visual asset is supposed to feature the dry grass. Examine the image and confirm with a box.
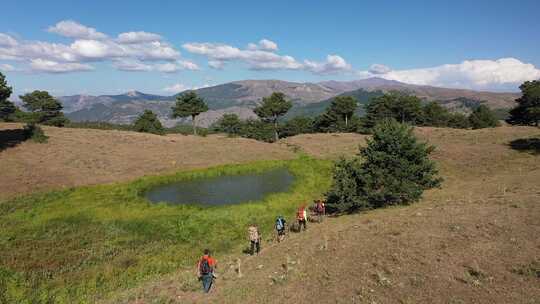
[0,123,295,200]
[2,122,539,303]
[104,125,540,304]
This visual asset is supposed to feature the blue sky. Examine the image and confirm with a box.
[1,0,539,96]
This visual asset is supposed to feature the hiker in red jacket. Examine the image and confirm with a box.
[196,249,217,293]
[297,205,308,231]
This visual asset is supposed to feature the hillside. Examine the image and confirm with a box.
[62,78,520,127]
[0,123,539,303]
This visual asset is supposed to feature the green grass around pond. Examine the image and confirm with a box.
[0,157,332,303]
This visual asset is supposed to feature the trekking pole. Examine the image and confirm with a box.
[236,258,242,278]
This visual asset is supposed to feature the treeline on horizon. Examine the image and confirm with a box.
[1,71,539,143]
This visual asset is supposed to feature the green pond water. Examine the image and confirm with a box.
[144,168,295,206]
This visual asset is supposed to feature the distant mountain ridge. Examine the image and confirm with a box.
[61,78,520,127]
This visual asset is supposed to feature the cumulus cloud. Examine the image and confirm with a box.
[48,20,107,40]
[247,39,278,51]
[183,40,350,74]
[369,63,391,75]
[303,55,352,74]
[208,60,225,69]
[0,20,194,73]
[359,58,540,91]
[163,83,210,93]
[0,33,18,47]
[112,59,198,73]
[30,59,94,73]
[0,63,16,72]
[117,31,162,44]
[112,59,152,72]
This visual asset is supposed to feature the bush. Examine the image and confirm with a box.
[326,119,442,213]
[213,113,242,136]
[447,113,470,129]
[469,105,500,129]
[279,116,315,137]
[133,110,165,135]
[238,119,275,142]
[23,123,48,143]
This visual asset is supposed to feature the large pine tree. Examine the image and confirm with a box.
[0,72,15,121]
[326,119,442,213]
[171,91,208,135]
[507,80,540,127]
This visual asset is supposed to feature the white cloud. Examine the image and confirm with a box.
[154,60,199,73]
[117,31,162,44]
[0,63,16,72]
[30,59,94,73]
[163,83,189,93]
[303,55,352,74]
[0,20,192,73]
[359,58,540,91]
[113,59,198,73]
[183,40,350,74]
[163,83,210,93]
[0,33,18,47]
[112,59,152,72]
[259,39,278,51]
[247,39,278,51]
[369,63,391,74]
[47,20,107,40]
[208,60,225,69]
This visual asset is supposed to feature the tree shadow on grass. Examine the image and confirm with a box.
[0,128,28,152]
[508,137,540,155]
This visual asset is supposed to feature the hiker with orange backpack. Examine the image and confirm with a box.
[297,204,308,231]
[196,249,217,293]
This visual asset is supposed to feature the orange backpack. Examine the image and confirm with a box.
[297,207,305,220]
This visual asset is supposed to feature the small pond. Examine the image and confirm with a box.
[144,168,295,206]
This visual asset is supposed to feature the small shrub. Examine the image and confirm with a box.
[23,123,48,143]
[469,105,500,129]
[133,110,165,135]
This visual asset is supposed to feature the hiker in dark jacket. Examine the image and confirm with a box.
[196,249,217,293]
[275,215,287,242]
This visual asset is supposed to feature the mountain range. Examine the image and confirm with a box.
[60,78,520,127]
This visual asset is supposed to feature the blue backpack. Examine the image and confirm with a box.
[276,217,285,231]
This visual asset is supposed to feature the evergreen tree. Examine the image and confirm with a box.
[279,116,314,137]
[19,90,69,126]
[447,113,470,129]
[0,72,15,121]
[328,96,358,127]
[253,92,292,142]
[215,113,242,136]
[507,80,540,126]
[363,92,423,129]
[421,102,450,127]
[133,110,165,135]
[171,91,208,135]
[468,105,499,129]
[326,119,442,213]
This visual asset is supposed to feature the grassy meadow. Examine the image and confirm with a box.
[0,156,333,303]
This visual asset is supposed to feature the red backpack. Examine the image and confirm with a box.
[297,207,305,220]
